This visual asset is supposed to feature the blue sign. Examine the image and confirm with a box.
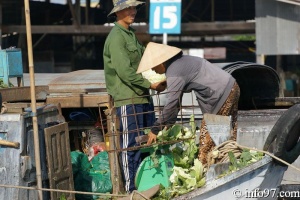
[149,0,182,34]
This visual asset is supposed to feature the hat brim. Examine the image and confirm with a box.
[137,42,182,74]
[108,1,145,17]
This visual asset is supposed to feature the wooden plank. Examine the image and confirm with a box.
[181,21,255,35]
[4,102,45,108]
[1,21,255,36]
[46,94,110,108]
[9,73,64,87]
[252,97,300,108]
[1,25,128,34]
[0,86,49,102]
[2,102,46,113]
[44,122,75,200]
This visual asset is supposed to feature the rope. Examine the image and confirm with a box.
[0,184,127,197]
[207,140,241,166]
[207,140,300,173]
[129,190,151,200]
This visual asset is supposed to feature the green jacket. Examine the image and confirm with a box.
[103,22,151,107]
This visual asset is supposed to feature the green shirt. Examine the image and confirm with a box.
[103,22,151,107]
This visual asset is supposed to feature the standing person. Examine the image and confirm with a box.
[103,1,166,193]
[136,42,240,165]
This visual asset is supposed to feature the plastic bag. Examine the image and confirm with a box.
[71,151,112,199]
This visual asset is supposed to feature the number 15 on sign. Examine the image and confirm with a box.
[149,0,182,34]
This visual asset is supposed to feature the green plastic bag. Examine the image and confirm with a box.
[71,151,112,200]
[71,151,92,174]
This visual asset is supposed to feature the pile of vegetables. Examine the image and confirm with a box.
[148,115,206,199]
[146,115,265,199]
[142,69,166,84]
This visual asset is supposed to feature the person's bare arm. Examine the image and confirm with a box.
[150,80,167,93]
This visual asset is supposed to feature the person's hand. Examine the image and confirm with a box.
[150,80,167,93]
[147,131,157,145]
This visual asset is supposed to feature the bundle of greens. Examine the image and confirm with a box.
[218,149,265,178]
[150,115,206,199]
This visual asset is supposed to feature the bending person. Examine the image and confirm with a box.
[136,42,240,165]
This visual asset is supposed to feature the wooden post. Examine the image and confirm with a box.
[24,0,43,199]
[211,0,215,22]
[67,0,80,29]
[105,96,124,194]
[276,55,285,97]
[0,1,2,47]
[85,0,90,25]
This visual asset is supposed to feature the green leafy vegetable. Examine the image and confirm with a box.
[219,149,265,178]
[0,78,14,88]
[152,115,206,199]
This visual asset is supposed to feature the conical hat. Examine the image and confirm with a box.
[137,42,182,73]
[108,0,145,17]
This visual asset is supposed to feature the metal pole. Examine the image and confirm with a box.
[256,54,265,65]
[163,33,168,45]
[211,0,215,22]
[0,1,2,48]
[85,0,90,25]
[24,1,43,199]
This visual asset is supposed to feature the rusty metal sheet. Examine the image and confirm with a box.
[48,70,106,93]
[0,86,49,102]
[44,122,75,200]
